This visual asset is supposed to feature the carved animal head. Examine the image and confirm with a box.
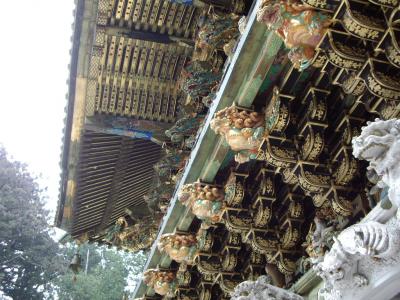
[178,184,197,206]
[315,237,351,284]
[230,275,271,300]
[352,119,400,174]
[210,117,231,136]
[256,3,283,30]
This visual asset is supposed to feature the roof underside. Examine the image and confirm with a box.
[69,130,162,237]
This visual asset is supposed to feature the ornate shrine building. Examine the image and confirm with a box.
[57,0,400,300]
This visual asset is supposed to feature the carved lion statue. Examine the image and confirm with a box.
[352,118,400,208]
[178,183,225,224]
[211,105,265,163]
[158,233,198,263]
[143,269,176,297]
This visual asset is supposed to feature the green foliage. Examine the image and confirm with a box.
[0,147,64,299]
[54,243,147,300]
[0,146,148,299]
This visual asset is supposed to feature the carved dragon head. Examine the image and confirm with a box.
[352,119,400,175]
[314,236,352,284]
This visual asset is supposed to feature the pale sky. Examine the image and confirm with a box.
[0,1,75,218]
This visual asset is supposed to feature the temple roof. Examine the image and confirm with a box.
[56,0,202,235]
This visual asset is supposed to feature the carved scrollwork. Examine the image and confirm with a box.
[261,175,275,196]
[300,0,329,10]
[227,232,242,247]
[312,193,327,207]
[199,287,212,300]
[312,51,328,68]
[341,73,365,96]
[281,227,300,249]
[282,168,299,185]
[341,7,385,41]
[368,0,398,8]
[331,195,353,217]
[223,210,252,234]
[359,59,400,101]
[304,88,328,122]
[324,31,366,70]
[296,165,331,194]
[197,229,214,252]
[385,28,400,67]
[301,129,325,161]
[246,230,279,255]
[265,87,292,134]
[250,251,265,265]
[332,148,358,186]
[277,257,297,275]
[222,250,238,271]
[219,277,239,294]
[263,138,297,168]
[289,201,304,219]
[196,257,222,276]
[224,172,245,207]
[176,270,192,287]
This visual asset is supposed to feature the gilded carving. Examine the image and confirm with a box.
[211,105,265,163]
[333,154,358,186]
[104,217,159,252]
[143,269,177,297]
[225,213,252,233]
[342,74,365,96]
[277,257,296,275]
[178,182,225,225]
[289,201,304,218]
[312,52,327,68]
[302,131,324,161]
[256,0,330,70]
[281,227,300,249]
[366,74,400,101]
[342,11,382,41]
[222,251,238,271]
[386,45,400,67]
[265,87,290,133]
[332,196,353,217]
[298,170,330,193]
[224,173,245,206]
[252,236,279,254]
[327,50,364,70]
[158,233,198,264]
[254,204,272,227]
[301,0,327,9]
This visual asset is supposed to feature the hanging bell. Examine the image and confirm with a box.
[69,253,82,275]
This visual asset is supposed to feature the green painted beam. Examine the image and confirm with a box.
[132,0,284,296]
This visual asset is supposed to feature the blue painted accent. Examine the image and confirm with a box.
[109,128,153,140]
[169,0,193,4]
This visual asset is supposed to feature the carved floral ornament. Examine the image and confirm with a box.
[256,0,330,71]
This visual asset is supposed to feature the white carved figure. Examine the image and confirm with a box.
[230,275,304,300]
[352,118,400,208]
[315,219,400,299]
